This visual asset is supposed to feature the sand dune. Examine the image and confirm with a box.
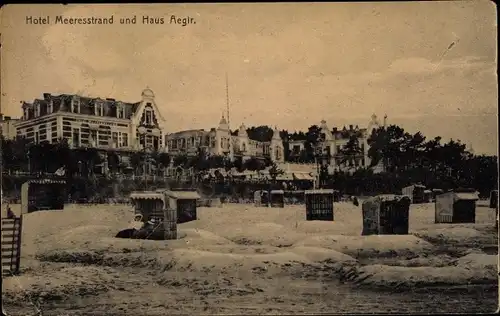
[2,202,497,314]
[346,252,497,288]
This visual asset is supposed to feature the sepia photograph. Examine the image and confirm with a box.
[0,2,498,315]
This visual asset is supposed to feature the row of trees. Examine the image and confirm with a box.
[0,137,277,177]
[316,124,497,196]
[1,122,497,196]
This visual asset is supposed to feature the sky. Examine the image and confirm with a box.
[0,2,498,155]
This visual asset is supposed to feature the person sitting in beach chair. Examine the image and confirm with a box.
[6,204,15,219]
[135,218,160,239]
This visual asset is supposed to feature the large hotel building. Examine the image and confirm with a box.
[12,88,285,164]
[15,88,165,152]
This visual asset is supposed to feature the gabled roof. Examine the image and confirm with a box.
[23,93,144,120]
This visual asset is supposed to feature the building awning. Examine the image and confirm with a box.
[231,172,246,177]
[305,189,335,195]
[454,192,479,201]
[130,192,164,201]
[271,190,284,194]
[276,173,294,181]
[165,190,201,200]
[25,179,66,185]
[293,173,315,181]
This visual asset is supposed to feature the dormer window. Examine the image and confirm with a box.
[72,97,80,114]
[35,104,40,117]
[117,103,126,119]
[47,100,53,114]
[95,101,104,116]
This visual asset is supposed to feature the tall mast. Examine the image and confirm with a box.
[225,72,230,129]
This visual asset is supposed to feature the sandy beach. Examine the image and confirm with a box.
[2,201,498,315]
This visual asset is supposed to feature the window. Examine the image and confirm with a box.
[361,143,365,153]
[72,128,80,147]
[34,104,40,117]
[146,135,153,148]
[34,131,40,144]
[73,99,80,113]
[122,133,128,147]
[139,135,145,148]
[117,105,126,119]
[95,103,104,116]
[47,101,53,114]
[112,132,118,147]
[336,145,341,154]
[153,137,159,150]
[90,130,98,146]
[187,137,192,147]
[145,110,152,125]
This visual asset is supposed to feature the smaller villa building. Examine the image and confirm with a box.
[165,116,285,163]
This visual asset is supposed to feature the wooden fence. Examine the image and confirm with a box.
[1,216,22,276]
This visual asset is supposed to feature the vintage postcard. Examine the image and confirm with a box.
[0,2,498,315]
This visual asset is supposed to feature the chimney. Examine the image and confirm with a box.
[43,93,51,100]
[349,124,353,130]
[332,127,338,133]
[5,116,11,120]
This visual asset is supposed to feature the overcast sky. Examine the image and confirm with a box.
[1,2,497,154]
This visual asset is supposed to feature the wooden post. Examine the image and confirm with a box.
[163,205,177,240]
[15,216,22,274]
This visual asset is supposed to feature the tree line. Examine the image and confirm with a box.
[0,137,277,177]
[1,123,497,196]
[319,125,498,197]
